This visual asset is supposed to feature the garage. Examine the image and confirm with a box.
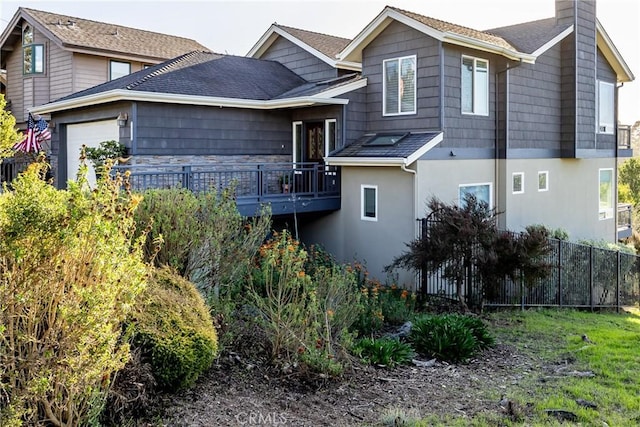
[66,119,119,187]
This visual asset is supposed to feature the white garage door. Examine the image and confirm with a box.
[67,120,119,187]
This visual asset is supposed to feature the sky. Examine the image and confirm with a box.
[1,0,639,124]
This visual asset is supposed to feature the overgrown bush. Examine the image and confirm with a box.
[352,338,415,367]
[134,188,200,274]
[351,262,416,335]
[249,231,360,377]
[0,161,147,426]
[134,186,271,308]
[132,267,218,392]
[410,314,493,363]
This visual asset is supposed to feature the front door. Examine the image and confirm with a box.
[305,122,324,163]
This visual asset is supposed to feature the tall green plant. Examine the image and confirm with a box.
[0,94,21,160]
[0,160,147,426]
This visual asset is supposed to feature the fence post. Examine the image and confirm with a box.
[182,165,192,191]
[558,239,563,307]
[520,270,525,311]
[589,246,594,311]
[616,251,620,313]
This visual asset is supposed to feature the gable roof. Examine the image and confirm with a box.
[326,131,443,167]
[486,18,572,55]
[0,7,210,65]
[339,6,536,64]
[248,23,360,71]
[31,51,367,114]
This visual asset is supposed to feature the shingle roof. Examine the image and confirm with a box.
[486,18,572,54]
[274,73,364,99]
[388,6,516,51]
[275,24,351,58]
[22,8,210,60]
[331,131,442,159]
[55,51,308,102]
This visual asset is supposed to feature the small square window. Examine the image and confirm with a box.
[538,171,549,192]
[361,185,378,221]
[512,172,524,194]
[110,60,131,80]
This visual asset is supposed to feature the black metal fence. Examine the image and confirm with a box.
[1,157,32,183]
[418,218,640,309]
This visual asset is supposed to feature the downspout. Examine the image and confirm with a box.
[439,40,444,131]
[401,163,418,262]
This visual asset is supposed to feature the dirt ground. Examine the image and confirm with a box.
[149,341,542,426]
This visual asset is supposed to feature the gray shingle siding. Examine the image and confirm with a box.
[362,20,440,133]
[508,43,562,151]
[574,1,597,151]
[442,45,505,151]
[135,103,292,156]
[261,36,337,82]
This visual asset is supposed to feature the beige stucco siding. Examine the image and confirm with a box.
[499,158,616,241]
[301,166,417,286]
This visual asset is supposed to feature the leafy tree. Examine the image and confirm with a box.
[0,94,21,160]
[387,195,552,312]
[619,157,640,206]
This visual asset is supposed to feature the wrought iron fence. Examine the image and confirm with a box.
[417,218,640,309]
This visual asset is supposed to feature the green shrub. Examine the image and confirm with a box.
[249,231,360,377]
[134,188,200,274]
[0,161,147,426]
[132,267,218,392]
[410,314,492,363]
[352,338,415,367]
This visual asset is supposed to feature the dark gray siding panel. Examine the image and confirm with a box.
[508,43,562,151]
[362,21,440,132]
[442,45,507,150]
[560,34,576,155]
[574,1,597,150]
[344,87,367,145]
[136,103,292,156]
[261,37,336,82]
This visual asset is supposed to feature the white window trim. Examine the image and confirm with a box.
[596,80,615,135]
[361,184,378,222]
[538,171,549,192]
[324,118,337,155]
[599,168,614,220]
[458,182,493,209]
[292,121,302,172]
[512,172,524,194]
[109,60,131,81]
[382,55,417,117]
[461,55,489,116]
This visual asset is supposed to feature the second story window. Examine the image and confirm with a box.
[461,56,488,115]
[22,25,44,74]
[597,81,614,134]
[383,55,416,116]
[110,60,131,80]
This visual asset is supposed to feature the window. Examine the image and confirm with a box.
[459,183,492,208]
[461,56,488,115]
[512,172,524,194]
[597,81,614,134]
[110,60,131,80]
[22,25,44,74]
[325,119,337,154]
[361,185,378,221]
[599,168,613,220]
[538,171,549,192]
[383,55,416,116]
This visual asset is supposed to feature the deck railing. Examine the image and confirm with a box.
[618,203,633,240]
[111,161,340,202]
[618,125,632,150]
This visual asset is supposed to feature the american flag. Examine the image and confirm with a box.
[13,113,51,153]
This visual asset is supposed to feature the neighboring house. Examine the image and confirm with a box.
[0,7,209,130]
[31,0,634,285]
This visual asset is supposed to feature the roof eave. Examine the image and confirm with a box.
[248,25,349,70]
[61,44,170,64]
[596,20,634,83]
[339,7,535,64]
[30,89,349,115]
[530,24,574,57]
[312,77,367,98]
